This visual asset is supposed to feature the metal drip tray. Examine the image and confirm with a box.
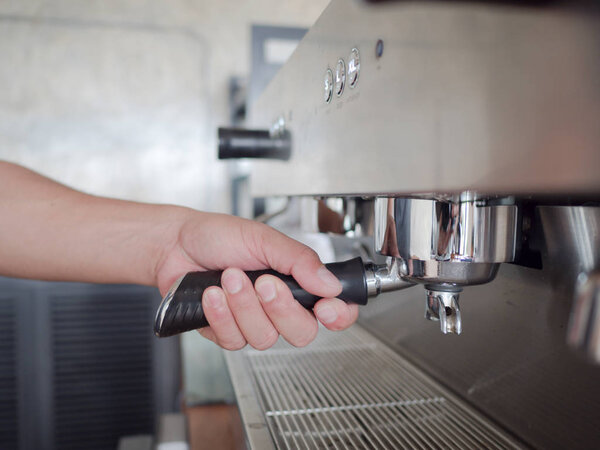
[225,326,523,449]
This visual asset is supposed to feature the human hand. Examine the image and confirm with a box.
[155,210,359,350]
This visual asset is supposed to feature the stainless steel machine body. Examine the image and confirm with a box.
[227,0,600,448]
[248,0,599,197]
[225,325,524,449]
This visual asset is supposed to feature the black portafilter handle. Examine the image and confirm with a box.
[154,257,367,338]
[218,127,291,160]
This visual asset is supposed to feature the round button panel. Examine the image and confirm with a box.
[323,69,333,103]
[348,48,360,88]
[335,59,346,97]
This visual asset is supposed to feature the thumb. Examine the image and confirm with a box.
[252,223,342,298]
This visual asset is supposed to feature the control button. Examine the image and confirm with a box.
[348,48,360,88]
[324,69,333,103]
[335,59,346,97]
[376,39,384,59]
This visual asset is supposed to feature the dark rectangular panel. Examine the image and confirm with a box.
[0,296,18,450]
[50,292,155,450]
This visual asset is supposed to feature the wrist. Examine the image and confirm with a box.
[150,205,197,289]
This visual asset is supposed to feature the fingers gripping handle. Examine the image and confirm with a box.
[154,257,367,338]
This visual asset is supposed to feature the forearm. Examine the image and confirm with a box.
[0,162,358,348]
[0,161,188,286]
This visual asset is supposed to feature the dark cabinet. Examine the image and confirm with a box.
[0,278,180,450]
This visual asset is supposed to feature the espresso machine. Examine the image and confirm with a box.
[156,0,600,448]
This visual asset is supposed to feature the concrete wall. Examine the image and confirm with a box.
[0,0,330,406]
[0,0,328,212]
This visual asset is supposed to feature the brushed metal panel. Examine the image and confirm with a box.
[358,263,600,450]
[249,0,600,197]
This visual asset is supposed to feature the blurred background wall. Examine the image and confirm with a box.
[0,1,329,448]
[0,0,328,211]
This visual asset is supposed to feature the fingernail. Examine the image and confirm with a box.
[256,279,277,303]
[317,306,338,324]
[205,288,224,309]
[222,270,243,294]
[317,266,342,290]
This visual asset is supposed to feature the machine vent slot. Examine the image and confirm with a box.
[50,293,154,450]
[0,297,19,450]
[241,326,522,449]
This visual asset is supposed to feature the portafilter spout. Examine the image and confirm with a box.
[375,195,519,334]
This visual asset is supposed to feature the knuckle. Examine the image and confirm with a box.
[290,323,318,348]
[220,338,247,351]
[228,289,258,312]
[297,246,319,265]
[338,305,358,328]
[348,305,360,323]
[251,329,279,351]
[197,328,214,342]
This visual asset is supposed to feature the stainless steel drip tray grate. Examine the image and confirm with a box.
[225,326,523,450]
